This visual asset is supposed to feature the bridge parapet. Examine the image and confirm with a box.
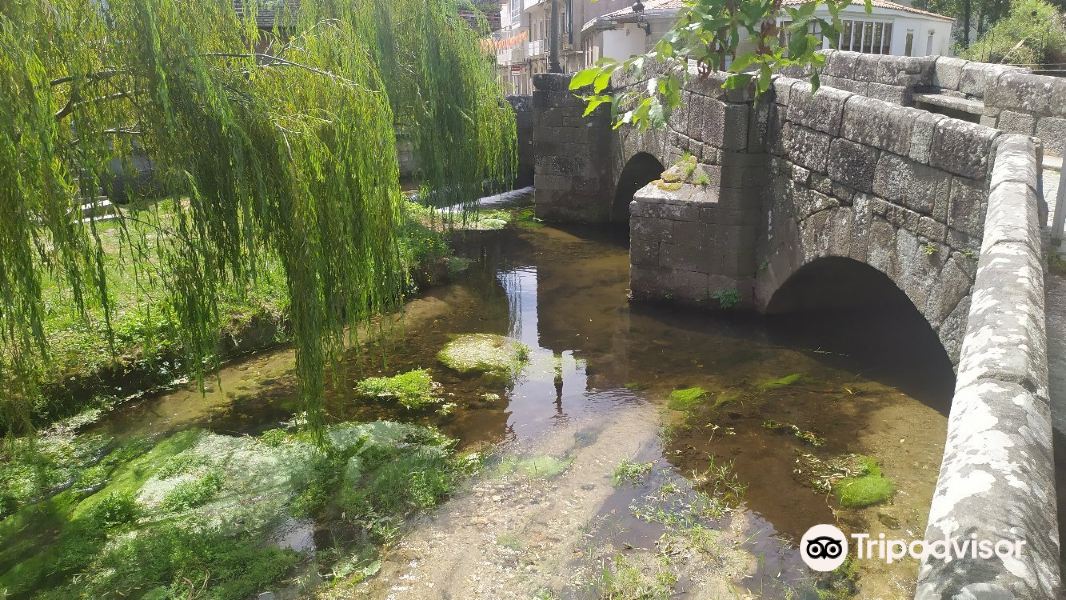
[918,135,1059,599]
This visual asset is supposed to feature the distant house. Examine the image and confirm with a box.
[581,0,954,64]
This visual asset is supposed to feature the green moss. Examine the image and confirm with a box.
[834,457,894,508]
[496,455,572,479]
[756,372,803,391]
[667,387,708,411]
[355,369,443,410]
[437,333,530,378]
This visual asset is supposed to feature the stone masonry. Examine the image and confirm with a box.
[531,53,1059,598]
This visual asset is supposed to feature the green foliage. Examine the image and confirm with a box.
[612,459,654,486]
[81,492,140,530]
[159,469,224,512]
[437,333,530,378]
[356,369,443,410]
[712,288,741,309]
[570,0,871,129]
[0,0,515,437]
[834,456,894,508]
[815,556,859,599]
[961,0,1066,64]
[667,386,708,411]
[597,554,676,599]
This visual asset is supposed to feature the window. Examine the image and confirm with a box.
[926,30,935,55]
[778,20,825,50]
[838,19,893,54]
[510,0,521,26]
[905,30,914,56]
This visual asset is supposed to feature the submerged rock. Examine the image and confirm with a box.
[437,333,530,378]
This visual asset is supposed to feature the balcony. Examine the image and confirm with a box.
[527,39,545,57]
[497,45,527,65]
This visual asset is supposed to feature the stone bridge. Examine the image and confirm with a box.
[528,51,1065,598]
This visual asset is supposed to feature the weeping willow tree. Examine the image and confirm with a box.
[0,0,515,436]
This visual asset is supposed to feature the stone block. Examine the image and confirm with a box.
[820,75,869,96]
[873,153,950,215]
[866,82,911,106]
[853,53,881,82]
[697,98,750,151]
[932,57,968,91]
[984,72,1057,115]
[772,76,798,106]
[1035,116,1066,156]
[827,138,879,194]
[823,51,859,78]
[787,83,851,135]
[997,110,1036,135]
[983,180,1041,250]
[841,96,915,156]
[918,215,947,242]
[958,63,1023,99]
[990,134,1040,192]
[908,112,947,164]
[794,187,839,220]
[780,123,832,172]
[929,118,999,179]
[947,176,988,237]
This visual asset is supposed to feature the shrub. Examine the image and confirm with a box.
[961,0,1066,65]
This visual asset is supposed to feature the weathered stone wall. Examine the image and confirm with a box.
[918,135,1060,599]
[626,73,769,307]
[984,72,1066,156]
[755,77,996,361]
[532,74,616,222]
[508,95,536,188]
[817,51,935,106]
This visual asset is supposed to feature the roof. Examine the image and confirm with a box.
[582,0,686,32]
[781,0,954,22]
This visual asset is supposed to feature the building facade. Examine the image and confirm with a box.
[494,0,954,95]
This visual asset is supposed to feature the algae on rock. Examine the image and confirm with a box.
[437,333,530,378]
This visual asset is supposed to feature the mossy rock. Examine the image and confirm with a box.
[355,369,443,410]
[437,333,529,378]
[834,456,894,508]
[667,386,708,411]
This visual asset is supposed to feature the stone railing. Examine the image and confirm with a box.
[917,135,1060,599]
[983,72,1066,156]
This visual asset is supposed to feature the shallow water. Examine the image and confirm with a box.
[84,222,954,598]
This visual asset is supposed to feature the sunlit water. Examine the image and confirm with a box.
[88,223,954,598]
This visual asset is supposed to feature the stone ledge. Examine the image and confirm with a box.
[918,134,1060,600]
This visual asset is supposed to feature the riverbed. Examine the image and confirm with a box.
[2,218,954,599]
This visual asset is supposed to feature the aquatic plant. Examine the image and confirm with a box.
[496,455,572,479]
[437,334,530,378]
[834,456,894,508]
[0,0,515,437]
[757,373,803,391]
[598,553,676,600]
[667,386,708,411]
[355,369,444,410]
[612,459,654,486]
[762,419,826,447]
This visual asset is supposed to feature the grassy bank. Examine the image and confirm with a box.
[20,199,455,432]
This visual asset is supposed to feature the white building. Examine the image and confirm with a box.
[494,0,954,95]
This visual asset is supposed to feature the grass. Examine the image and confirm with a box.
[834,456,894,508]
[0,421,476,598]
[355,368,443,410]
[437,333,530,379]
[612,459,654,486]
[666,386,708,411]
[597,554,676,600]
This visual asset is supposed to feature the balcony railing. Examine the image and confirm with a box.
[527,39,545,57]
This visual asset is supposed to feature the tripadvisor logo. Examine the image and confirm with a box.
[799,524,1028,571]
[800,524,849,571]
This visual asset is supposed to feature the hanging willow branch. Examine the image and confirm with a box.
[0,0,515,437]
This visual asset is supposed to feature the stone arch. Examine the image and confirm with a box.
[755,201,975,365]
[612,152,665,224]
